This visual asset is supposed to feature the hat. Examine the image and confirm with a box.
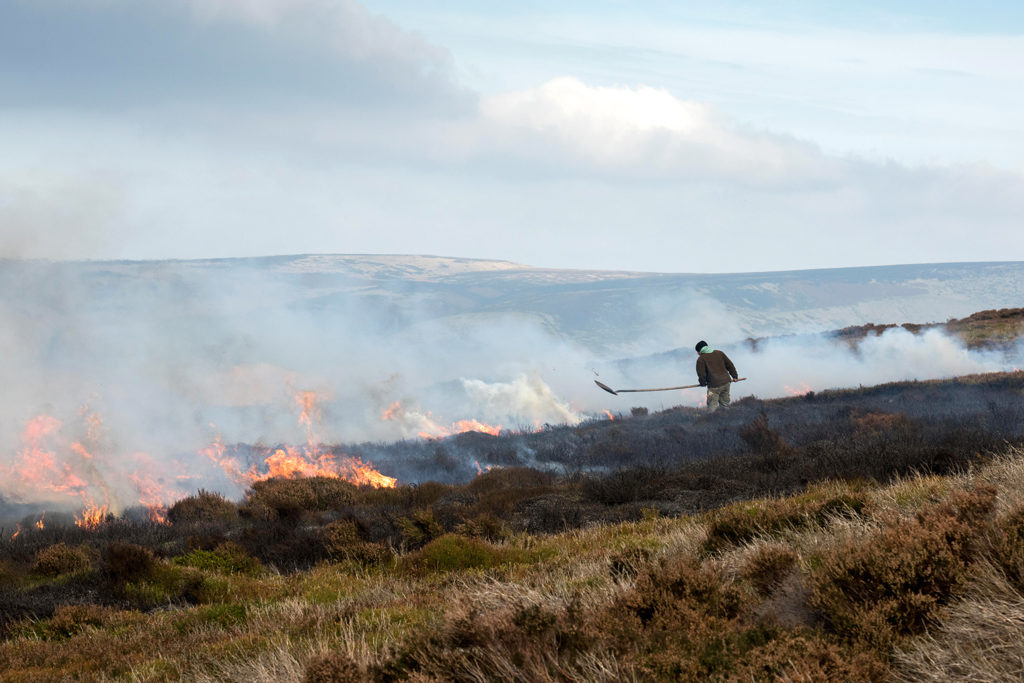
[695,340,708,353]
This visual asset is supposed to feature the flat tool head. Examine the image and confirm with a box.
[594,380,618,396]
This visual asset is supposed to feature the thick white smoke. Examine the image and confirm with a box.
[0,257,1020,518]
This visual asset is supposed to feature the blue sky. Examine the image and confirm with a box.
[1,0,1022,272]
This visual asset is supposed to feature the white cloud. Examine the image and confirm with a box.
[479,77,837,186]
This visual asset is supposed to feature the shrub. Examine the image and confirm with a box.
[603,556,751,679]
[739,412,791,456]
[609,546,653,581]
[852,411,915,436]
[102,543,155,585]
[47,604,112,638]
[466,467,556,495]
[303,652,364,683]
[581,467,670,505]
[30,543,94,577]
[321,520,390,565]
[401,534,508,573]
[238,522,329,570]
[381,598,599,681]
[456,513,508,542]
[631,406,649,417]
[167,489,238,524]
[741,545,799,597]
[398,510,445,549]
[517,494,583,534]
[122,563,208,609]
[990,503,1024,591]
[242,476,357,521]
[173,542,262,576]
[703,486,867,553]
[810,485,996,649]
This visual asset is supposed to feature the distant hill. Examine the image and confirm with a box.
[831,307,1024,350]
[2,255,1023,354]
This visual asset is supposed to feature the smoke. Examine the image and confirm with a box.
[0,173,121,259]
[0,256,1020,520]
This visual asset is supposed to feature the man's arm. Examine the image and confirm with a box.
[695,356,708,386]
[722,352,738,380]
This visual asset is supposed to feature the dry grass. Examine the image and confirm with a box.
[893,559,1024,682]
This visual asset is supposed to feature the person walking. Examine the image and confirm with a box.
[695,340,739,412]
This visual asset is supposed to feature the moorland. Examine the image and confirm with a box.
[2,310,1024,681]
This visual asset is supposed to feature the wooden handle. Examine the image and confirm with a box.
[616,378,747,393]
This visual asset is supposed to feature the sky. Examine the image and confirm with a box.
[1,0,1023,272]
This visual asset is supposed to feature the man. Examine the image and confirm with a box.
[695,340,739,412]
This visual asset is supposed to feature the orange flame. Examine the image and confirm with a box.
[784,383,813,397]
[6,392,398,528]
[473,460,497,476]
[381,401,402,421]
[75,503,108,530]
[603,410,615,420]
[35,512,46,530]
[128,461,172,525]
[202,391,397,489]
[382,400,502,440]
[417,418,503,439]
[11,524,21,541]
[296,390,320,431]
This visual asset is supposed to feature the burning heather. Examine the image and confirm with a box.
[380,401,504,439]
[1,391,397,528]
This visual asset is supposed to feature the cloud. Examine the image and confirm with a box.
[0,0,469,113]
[478,77,836,186]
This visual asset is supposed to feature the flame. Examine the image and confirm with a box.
[603,410,615,420]
[128,460,172,525]
[4,415,114,526]
[382,400,502,440]
[381,401,402,421]
[473,460,496,476]
[341,457,398,488]
[35,512,46,530]
[11,524,21,540]
[202,391,397,489]
[4,412,187,529]
[75,503,109,530]
[415,418,503,439]
[5,391,398,529]
[784,383,813,397]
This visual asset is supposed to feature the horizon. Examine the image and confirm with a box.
[4,252,1024,277]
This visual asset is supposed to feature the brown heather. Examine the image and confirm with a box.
[168,489,239,524]
[30,542,94,577]
[2,369,1024,680]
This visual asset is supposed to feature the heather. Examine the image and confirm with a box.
[1,370,1024,680]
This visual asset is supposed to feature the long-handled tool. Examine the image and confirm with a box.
[595,378,747,396]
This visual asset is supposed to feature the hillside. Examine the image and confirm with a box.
[3,369,1024,680]
[832,307,1024,349]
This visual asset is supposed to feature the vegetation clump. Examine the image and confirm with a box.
[167,489,238,524]
[810,485,996,650]
[242,475,357,521]
[172,541,262,576]
[30,543,94,577]
[303,652,364,683]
